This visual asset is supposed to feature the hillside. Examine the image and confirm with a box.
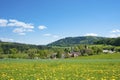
[94,37,120,46]
[0,41,49,54]
[47,36,105,47]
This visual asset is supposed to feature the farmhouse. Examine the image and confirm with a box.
[50,53,57,59]
[103,50,115,53]
[69,52,81,57]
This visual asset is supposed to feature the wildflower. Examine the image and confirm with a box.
[61,77,65,80]
[91,77,94,79]
[10,79,13,80]
[101,78,106,80]
[36,78,39,80]
[111,79,115,80]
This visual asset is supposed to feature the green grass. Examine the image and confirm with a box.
[75,53,120,59]
[0,53,120,80]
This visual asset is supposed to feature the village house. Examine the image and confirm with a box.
[103,50,115,53]
[69,52,81,57]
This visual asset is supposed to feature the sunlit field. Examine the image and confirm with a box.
[0,53,120,80]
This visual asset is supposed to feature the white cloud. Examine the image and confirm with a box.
[109,34,120,38]
[13,28,26,33]
[0,18,34,29]
[38,25,47,30]
[27,29,34,32]
[43,33,59,38]
[13,28,33,35]
[111,29,120,33]
[43,34,51,36]
[85,33,98,36]
[0,18,35,35]
[53,35,59,38]
[8,19,34,29]
[0,19,8,27]
[0,38,14,42]
[109,29,120,38]
[19,33,26,35]
[0,18,48,36]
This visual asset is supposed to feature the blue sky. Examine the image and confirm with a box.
[0,0,120,45]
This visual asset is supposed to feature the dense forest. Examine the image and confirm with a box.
[0,36,120,59]
[48,36,120,46]
[94,37,120,46]
[47,36,105,47]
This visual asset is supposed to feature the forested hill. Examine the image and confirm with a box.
[0,41,49,54]
[94,37,120,46]
[0,41,47,49]
[47,36,105,47]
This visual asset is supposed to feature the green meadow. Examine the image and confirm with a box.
[0,53,120,80]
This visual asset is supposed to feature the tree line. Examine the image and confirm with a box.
[94,37,120,46]
[0,40,120,59]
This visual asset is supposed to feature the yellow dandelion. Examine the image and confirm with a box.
[10,79,13,80]
[36,78,39,80]
[101,78,106,80]
[61,77,65,80]
[111,79,115,80]
[91,77,94,79]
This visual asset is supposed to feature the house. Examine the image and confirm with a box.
[50,53,57,59]
[69,52,81,57]
[103,50,115,53]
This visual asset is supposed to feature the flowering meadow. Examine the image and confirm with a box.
[0,54,120,80]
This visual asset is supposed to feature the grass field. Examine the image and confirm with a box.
[0,53,120,80]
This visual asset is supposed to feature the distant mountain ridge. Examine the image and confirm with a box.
[47,36,105,47]
[1,36,120,47]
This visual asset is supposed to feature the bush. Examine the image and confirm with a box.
[115,47,120,52]
[28,53,35,59]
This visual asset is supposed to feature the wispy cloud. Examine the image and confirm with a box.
[109,34,120,38]
[84,33,98,36]
[43,33,51,36]
[38,25,47,30]
[111,29,120,33]
[53,35,59,38]
[13,28,26,35]
[18,33,26,35]
[0,18,34,29]
[13,28,26,33]
[0,38,14,42]
[8,19,34,35]
[0,19,8,27]
[13,28,33,35]
[0,18,35,35]
[8,19,34,29]
[43,33,59,38]
[0,18,48,36]
[109,29,120,38]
